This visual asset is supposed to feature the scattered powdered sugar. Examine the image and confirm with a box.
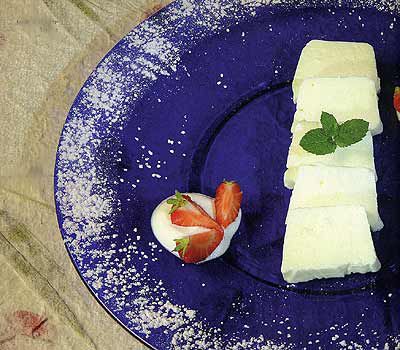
[55,0,400,349]
[394,335,400,350]
[171,324,290,350]
[127,293,196,337]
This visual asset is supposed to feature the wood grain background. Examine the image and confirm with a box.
[0,1,173,349]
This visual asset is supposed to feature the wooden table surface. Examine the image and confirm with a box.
[0,1,173,349]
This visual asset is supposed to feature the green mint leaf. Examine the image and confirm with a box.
[335,119,369,148]
[320,111,339,137]
[299,128,337,155]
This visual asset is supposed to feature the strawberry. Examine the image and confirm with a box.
[174,228,224,263]
[167,191,221,230]
[215,180,243,228]
[394,87,400,118]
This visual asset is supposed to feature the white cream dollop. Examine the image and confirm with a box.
[151,193,241,263]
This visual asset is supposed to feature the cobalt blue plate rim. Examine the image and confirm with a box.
[54,1,400,349]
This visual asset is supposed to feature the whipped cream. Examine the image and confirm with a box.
[151,193,241,263]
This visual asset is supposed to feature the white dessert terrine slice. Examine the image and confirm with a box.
[292,77,382,135]
[292,40,380,102]
[287,165,383,232]
[281,206,381,284]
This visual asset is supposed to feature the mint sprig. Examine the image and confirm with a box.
[335,119,369,147]
[299,128,337,155]
[299,112,369,155]
[320,111,339,138]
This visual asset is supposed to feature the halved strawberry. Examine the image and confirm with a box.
[394,87,400,117]
[167,191,221,230]
[174,228,224,263]
[215,180,243,228]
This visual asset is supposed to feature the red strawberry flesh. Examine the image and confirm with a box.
[394,86,400,112]
[170,194,221,230]
[215,181,242,228]
[174,228,224,263]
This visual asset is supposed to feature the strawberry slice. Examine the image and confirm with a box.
[215,180,243,228]
[394,87,400,116]
[174,228,224,263]
[167,191,221,230]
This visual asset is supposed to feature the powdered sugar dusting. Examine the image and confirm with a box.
[55,0,400,349]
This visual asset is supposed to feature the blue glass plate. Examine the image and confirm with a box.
[55,1,400,349]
